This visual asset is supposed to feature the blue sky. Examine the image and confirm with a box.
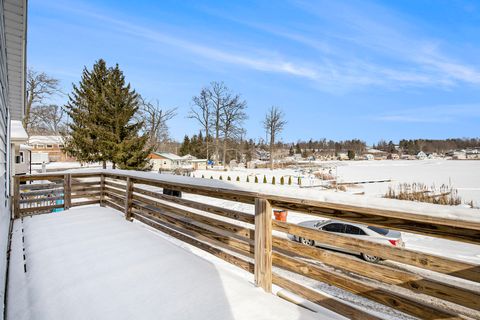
[28,0,480,144]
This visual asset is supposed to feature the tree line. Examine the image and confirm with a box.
[282,139,367,156]
[393,139,480,155]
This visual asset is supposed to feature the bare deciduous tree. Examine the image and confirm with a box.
[138,96,177,150]
[221,95,247,165]
[189,88,211,159]
[209,81,229,162]
[263,106,287,170]
[25,69,62,133]
[29,104,66,134]
[190,81,248,165]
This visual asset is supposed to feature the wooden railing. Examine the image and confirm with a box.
[13,171,480,320]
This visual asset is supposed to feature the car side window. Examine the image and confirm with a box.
[322,223,345,233]
[345,224,366,235]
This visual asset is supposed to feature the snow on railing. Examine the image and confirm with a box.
[12,170,480,319]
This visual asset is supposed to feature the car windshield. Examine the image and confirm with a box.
[367,226,389,235]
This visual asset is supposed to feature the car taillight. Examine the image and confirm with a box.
[388,239,399,246]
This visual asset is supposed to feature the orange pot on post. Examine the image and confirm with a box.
[273,209,288,222]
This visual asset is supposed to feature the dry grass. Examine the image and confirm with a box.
[384,183,462,206]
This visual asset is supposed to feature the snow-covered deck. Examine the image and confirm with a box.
[6,206,331,320]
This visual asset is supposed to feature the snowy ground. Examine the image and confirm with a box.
[194,159,480,207]
[7,206,338,320]
[336,160,480,207]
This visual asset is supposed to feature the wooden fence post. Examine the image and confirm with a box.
[64,174,71,210]
[100,174,105,207]
[13,176,20,219]
[254,198,272,292]
[124,177,134,221]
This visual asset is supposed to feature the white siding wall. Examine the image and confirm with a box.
[0,0,11,317]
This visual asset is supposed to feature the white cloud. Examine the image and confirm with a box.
[41,0,480,92]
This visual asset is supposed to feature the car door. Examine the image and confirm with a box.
[319,222,347,252]
[343,224,367,255]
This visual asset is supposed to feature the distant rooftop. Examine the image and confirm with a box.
[28,135,64,145]
[152,152,183,160]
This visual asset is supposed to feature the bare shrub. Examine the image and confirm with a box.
[314,171,335,180]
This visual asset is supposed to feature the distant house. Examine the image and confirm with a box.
[28,135,75,162]
[466,149,480,160]
[337,152,349,160]
[149,152,208,171]
[364,148,388,160]
[148,152,185,171]
[181,154,197,161]
[188,160,206,170]
[181,154,208,170]
[364,154,374,161]
[416,151,427,160]
[387,153,399,160]
[451,150,467,160]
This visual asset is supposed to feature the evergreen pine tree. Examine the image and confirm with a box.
[263,175,267,183]
[64,59,111,167]
[289,145,294,156]
[280,176,284,185]
[196,131,206,158]
[107,64,151,170]
[288,176,292,185]
[64,59,151,170]
[272,176,276,184]
[295,143,301,154]
[179,135,191,156]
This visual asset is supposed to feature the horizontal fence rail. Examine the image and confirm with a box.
[12,171,480,320]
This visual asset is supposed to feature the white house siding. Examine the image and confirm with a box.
[0,0,10,315]
[150,158,179,171]
[1,0,26,317]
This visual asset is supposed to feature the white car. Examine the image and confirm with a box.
[291,219,404,263]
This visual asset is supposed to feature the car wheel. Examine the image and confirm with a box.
[361,253,380,263]
[299,237,314,246]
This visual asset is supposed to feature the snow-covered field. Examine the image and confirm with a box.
[194,159,480,207]
[336,160,480,206]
